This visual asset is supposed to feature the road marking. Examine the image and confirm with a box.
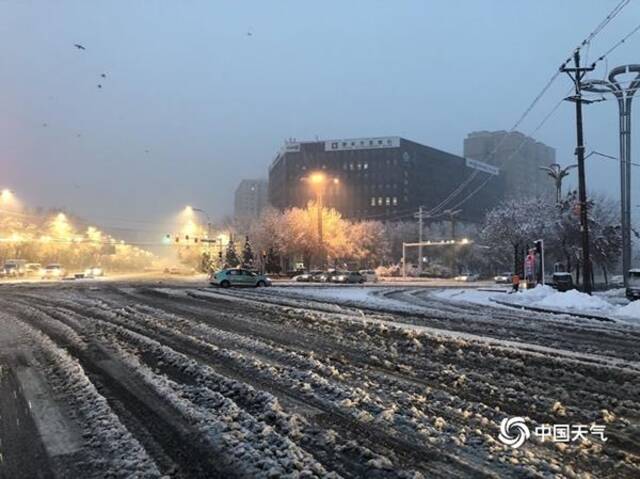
[15,367,82,457]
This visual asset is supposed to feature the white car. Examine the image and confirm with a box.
[359,270,379,283]
[42,264,65,279]
[493,272,513,284]
[454,272,479,282]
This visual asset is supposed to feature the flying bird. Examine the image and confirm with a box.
[73,43,86,50]
[247,31,253,36]
[100,73,106,78]
[97,84,102,88]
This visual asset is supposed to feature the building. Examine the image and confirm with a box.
[463,131,555,199]
[234,179,268,219]
[268,136,504,222]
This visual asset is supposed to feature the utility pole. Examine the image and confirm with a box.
[562,49,595,294]
[317,188,324,269]
[417,206,423,274]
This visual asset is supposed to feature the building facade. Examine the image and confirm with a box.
[268,136,504,222]
[234,179,268,219]
[463,131,555,200]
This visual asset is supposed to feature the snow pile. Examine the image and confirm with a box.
[496,285,621,317]
[537,289,613,311]
[517,285,556,302]
[615,301,640,321]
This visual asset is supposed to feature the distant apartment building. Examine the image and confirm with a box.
[234,179,268,219]
[463,131,555,199]
[268,136,505,222]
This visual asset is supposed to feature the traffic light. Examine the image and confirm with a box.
[534,240,543,255]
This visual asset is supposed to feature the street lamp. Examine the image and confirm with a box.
[584,64,640,287]
[302,172,339,269]
[539,163,577,204]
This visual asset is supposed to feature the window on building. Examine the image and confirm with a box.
[385,197,390,206]
[378,140,383,145]
[356,162,361,170]
[392,197,398,206]
[371,197,376,206]
[331,142,338,149]
[377,197,383,206]
[363,161,368,169]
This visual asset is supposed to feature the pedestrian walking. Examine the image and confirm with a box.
[511,273,520,293]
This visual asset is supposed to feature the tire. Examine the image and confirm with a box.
[220,280,231,288]
[256,280,266,288]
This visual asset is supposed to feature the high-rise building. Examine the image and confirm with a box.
[268,136,504,222]
[463,131,555,199]
[234,179,268,219]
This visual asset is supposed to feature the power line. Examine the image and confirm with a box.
[591,21,640,68]
[418,0,634,218]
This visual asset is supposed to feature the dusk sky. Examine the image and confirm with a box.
[1,1,639,237]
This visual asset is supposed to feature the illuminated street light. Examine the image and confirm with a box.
[302,172,340,269]
[1,189,13,201]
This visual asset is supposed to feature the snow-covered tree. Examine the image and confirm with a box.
[241,236,254,269]
[224,236,240,267]
[480,197,553,273]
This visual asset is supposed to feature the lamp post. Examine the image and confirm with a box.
[191,207,212,245]
[303,172,339,269]
[584,65,640,288]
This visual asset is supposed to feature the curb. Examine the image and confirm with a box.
[489,298,615,322]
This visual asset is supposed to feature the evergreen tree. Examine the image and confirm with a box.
[225,236,239,267]
[265,246,281,274]
[242,236,254,268]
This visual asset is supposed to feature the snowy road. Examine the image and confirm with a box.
[0,281,638,478]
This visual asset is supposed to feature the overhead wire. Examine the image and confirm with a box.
[421,0,634,217]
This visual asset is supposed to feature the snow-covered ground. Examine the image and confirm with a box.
[1,282,639,478]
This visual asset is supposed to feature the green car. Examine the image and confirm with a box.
[209,268,272,288]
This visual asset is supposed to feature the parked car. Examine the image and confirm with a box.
[210,268,271,288]
[610,275,624,287]
[42,264,65,279]
[310,271,325,282]
[493,272,513,284]
[626,269,640,301]
[454,272,479,282]
[286,269,306,278]
[3,259,27,277]
[25,263,43,276]
[333,271,365,284]
[319,270,343,283]
[359,270,378,283]
[84,266,104,277]
[294,270,323,282]
[552,272,574,292]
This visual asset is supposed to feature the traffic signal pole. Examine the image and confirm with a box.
[562,49,595,294]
